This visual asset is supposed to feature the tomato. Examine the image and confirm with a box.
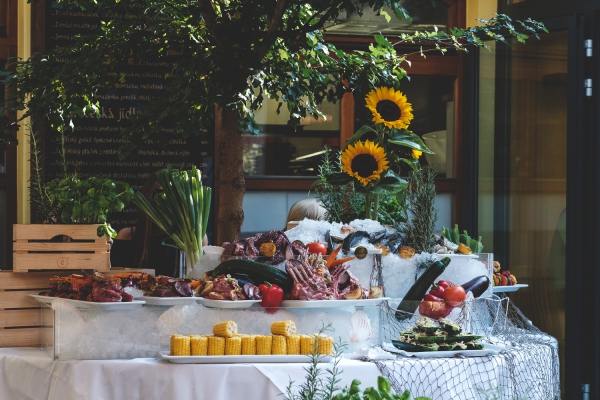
[306,242,328,255]
[443,285,467,307]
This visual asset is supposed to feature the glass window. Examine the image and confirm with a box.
[325,0,450,36]
[243,98,341,177]
[478,30,568,387]
[353,75,456,177]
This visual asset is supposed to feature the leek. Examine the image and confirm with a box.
[132,166,211,270]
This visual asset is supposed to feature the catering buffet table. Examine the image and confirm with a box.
[0,341,559,400]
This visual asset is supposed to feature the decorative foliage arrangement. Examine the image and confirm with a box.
[314,87,429,224]
[28,126,134,238]
[401,165,438,254]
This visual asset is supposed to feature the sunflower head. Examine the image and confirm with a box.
[365,87,414,130]
[341,140,389,186]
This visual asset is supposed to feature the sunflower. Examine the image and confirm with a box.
[412,149,422,159]
[341,140,389,186]
[365,87,414,130]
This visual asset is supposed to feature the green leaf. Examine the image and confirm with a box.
[346,125,377,147]
[324,172,353,186]
[377,376,391,394]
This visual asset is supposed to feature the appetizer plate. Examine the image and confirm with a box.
[29,294,146,310]
[139,296,198,306]
[160,351,332,364]
[280,298,390,308]
[196,298,262,308]
[492,284,528,293]
[381,342,504,358]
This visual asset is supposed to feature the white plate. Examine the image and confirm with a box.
[139,296,198,306]
[29,294,145,310]
[381,342,504,358]
[196,298,262,308]
[160,351,333,364]
[280,298,390,308]
[492,284,528,293]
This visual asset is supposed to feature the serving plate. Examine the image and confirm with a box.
[29,294,146,310]
[160,351,333,364]
[139,296,198,306]
[381,342,504,358]
[492,284,528,293]
[280,298,390,308]
[196,298,262,308]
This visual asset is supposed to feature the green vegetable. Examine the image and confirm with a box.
[395,257,451,320]
[333,376,431,400]
[132,165,211,268]
[212,259,294,293]
[441,224,484,253]
[438,318,462,335]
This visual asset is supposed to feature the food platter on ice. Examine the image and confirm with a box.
[29,294,146,310]
[280,297,390,308]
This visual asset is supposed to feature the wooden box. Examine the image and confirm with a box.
[13,224,111,273]
[0,271,57,347]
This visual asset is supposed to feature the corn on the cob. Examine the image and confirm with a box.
[316,335,334,355]
[207,335,226,355]
[170,334,178,355]
[286,335,301,355]
[300,334,316,355]
[225,336,242,355]
[241,335,257,355]
[255,335,273,355]
[212,321,238,337]
[271,335,287,355]
[270,320,297,336]
[190,335,208,356]
[171,334,191,356]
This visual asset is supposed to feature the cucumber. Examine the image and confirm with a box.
[438,318,462,335]
[212,259,294,293]
[391,339,439,352]
[403,333,483,344]
[395,257,452,320]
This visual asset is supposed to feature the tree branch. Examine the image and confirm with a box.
[197,0,222,45]
[256,0,287,58]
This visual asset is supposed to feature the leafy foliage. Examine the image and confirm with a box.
[333,376,431,400]
[0,0,546,155]
[401,165,438,253]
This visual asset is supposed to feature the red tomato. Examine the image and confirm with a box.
[443,285,467,307]
[306,242,328,255]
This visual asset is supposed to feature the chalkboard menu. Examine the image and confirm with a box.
[44,3,214,232]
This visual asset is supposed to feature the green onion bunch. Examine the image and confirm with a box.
[132,166,211,269]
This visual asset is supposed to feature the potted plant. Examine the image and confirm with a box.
[13,127,134,272]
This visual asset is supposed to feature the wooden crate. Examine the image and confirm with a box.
[13,224,111,272]
[0,271,56,347]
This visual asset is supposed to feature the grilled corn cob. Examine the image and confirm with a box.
[256,335,273,355]
[316,335,334,355]
[241,335,257,355]
[171,334,191,356]
[271,335,287,355]
[286,335,301,355]
[190,335,208,356]
[213,320,238,337]
[225,336,242,355]
[270,320,297,337]
[207,335,226,355]
[300,334,316,355]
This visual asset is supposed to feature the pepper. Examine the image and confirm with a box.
[424,293,444,302]
[428,283,445,298]
[258,281,284,313]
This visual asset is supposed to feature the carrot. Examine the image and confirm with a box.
[325,244,344,268]
[328,257,356,269]
[188,280,203,288]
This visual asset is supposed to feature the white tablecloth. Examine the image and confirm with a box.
[0,348,380,400]
[0,345,558,400]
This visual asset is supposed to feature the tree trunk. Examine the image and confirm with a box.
[214,106,245,245]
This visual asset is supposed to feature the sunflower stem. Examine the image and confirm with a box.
[373,193,380,221]
[365,192,372,220]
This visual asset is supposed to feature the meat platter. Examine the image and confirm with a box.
[29,294,145,310]
[280,298,390,308]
